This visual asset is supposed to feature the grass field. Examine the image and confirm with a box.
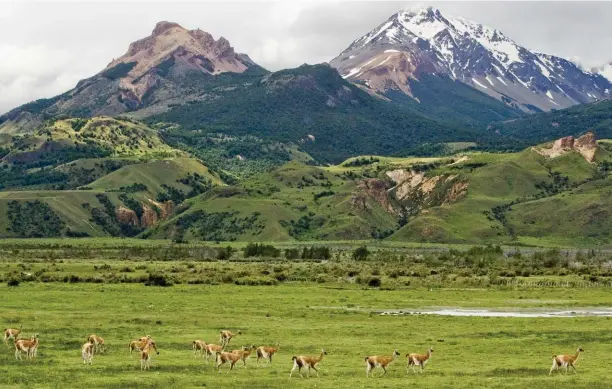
[1,269,611,388]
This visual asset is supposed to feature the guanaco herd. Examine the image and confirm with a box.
[3,324,585,377]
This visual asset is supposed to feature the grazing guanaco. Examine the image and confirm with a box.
[129,335,153,356]
[140,339,159,370]
[406,347,434,373]
[215,349,247,372]
[365,350,400,377]
[231,345,256,367]
[4,325,22,346]
[205,343,225,363]
[290,349,328,378]
[219,330,241,347]
[14,334,38,360]
[82,341,94,365]
[87,334,105,354]
[550,347,584,375]
[192,340,207,357]
[256,342,280,365]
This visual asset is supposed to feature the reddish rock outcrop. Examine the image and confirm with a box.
[140,205,159,227]
[351,178,398,214]
[535,131,598,162]
[116,207,139,225]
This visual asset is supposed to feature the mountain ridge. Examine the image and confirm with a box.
[330,7,612,112]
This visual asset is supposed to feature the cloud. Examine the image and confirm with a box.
[1,1,612,114]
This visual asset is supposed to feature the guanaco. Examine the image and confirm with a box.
[231,345,256,367]
[290,349,328,378]
[4,325,22,346]
[87,334,105,354]
[129,335,153,356]
[256,342,280,365]
[215,349,247,372]
[219,330,241,347]
[192,340,207,357]
[140,339,159,370]
[550,347,584,375]
[82,341,94,365]
[406,347,434,373]
[14,334,38,360]
[365,350,400,377]
[205,343,225,363]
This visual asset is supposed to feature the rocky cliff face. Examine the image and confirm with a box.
[115,199,174,228]
[535,132,599,162]
[330,7,611,112]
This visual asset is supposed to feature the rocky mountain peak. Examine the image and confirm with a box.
[330,7,612,112]
[152,21,184,36]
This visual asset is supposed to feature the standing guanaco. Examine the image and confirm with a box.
[231,345,256,367]
[365,350,400,377]
[215,349,246,372]
[82,341,94,365]
[550,347,584,375]
[140,339,159,370]
[219,330,241,348]
[256,342,280,365]
[205,343,225,363]
[129,335,152,356]
[290,349,328,378]
[406,347,434,373]
[14,334,38,360]
[87,334,105,354]
[4,325,22,346]
[192,340,207,357]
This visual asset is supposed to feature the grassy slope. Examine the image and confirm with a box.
[150,161,398,241]
[1,281,611,389]
[0,191,121,237]
[391,148,610,246]
[88,157,221,195]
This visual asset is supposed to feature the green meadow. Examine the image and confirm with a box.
[1,266,611,388]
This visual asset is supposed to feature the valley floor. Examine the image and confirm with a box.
[1,281,610,388]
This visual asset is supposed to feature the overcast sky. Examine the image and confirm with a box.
[2,1,612,114]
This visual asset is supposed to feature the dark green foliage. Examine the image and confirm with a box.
[7,200,66,237]
[300,246,331,260]
[18,94,64,114]
[487,99,612,148]
[0,167,69,190]
[7,277,20,287]
[352,246,370,261]
[90,194,142,237]
[284,248,300,259]
[145,272,173,287]
[174,210,264,241]
[116,183,148,193]
[280,214,326,239]
[313,190,334,201]
[156,173,212,203]
[367,277,381,287]
[399,74,524,126]
[149,64,479,164]
[342,157,380,167]
[101,62,137,80]
[71,118,88,132]
[216,246,235,260]
[244,243,281,258]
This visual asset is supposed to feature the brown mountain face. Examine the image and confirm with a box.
[0,21,257,134]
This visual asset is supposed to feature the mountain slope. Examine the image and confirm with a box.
[330,7,612,113]
[0,21,258,134]
[148,63,480,163]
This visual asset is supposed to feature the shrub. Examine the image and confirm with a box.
[367,277,381,287]
[285,248,299,260]
[243,243,280,258]
[7,278,20,287]
[352,246,369,261]
[145,273,173,287]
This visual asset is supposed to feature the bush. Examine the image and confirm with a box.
[285,248,299,260]
[145,273,173,287]
[243,243,280,258]
[352,246,369,261]
[367,277,381,287]
[7,278,20,287]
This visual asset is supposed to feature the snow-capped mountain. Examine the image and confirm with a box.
[330,7,612,112]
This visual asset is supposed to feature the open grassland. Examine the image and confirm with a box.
[1,281,612,389]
